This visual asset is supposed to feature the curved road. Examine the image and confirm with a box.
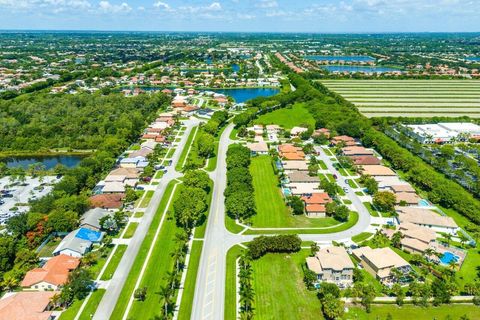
[191,124,372,320]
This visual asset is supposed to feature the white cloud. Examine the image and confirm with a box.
[256,0,278,9]
[237,13,255,20]
[98,1,132,13]
[206,2,221,11]
[153,1,172,11]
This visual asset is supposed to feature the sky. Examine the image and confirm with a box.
[0,0,479,33]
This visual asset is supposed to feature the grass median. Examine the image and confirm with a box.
[176,126,198,171]
[100,245,127,281]
[177,240,204,320]
[110,180,178,319]
[224,245,246,320]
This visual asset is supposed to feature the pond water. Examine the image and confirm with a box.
[305,55,375,62]
[466,57,480,61]
[232,64,240,72]
[2,155,84,170]
[211,87,279,103]
[321,65,402,73]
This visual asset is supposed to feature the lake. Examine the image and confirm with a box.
[466,57,480,61]
[321,65,402,73]
[3,155,84,170]
[305,55,375,62]
[211,88,279,103]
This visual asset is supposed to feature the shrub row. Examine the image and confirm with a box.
[247,235,302,259]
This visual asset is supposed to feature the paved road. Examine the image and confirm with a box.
[93,118,200,320]
[191,128,373,320]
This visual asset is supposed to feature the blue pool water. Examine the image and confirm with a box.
[440,251,459,265]
[418,199,430,207]
[321,65,401,73]
[232,64,240,72]
[211,88,279,103]
[282,188,292,197]
[304,55,375,62]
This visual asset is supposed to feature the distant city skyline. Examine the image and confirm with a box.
[0,0,479,33]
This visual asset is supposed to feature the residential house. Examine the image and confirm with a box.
[281,161,309,171]
[288,183,321,196]
[266,124,281,133]
[398,223,437,255]
[278,144,305,160]
[89,193,125,209]
[352,247,412,284]
[341,146,375,157]
[301,192,332,218]
[53,228,103,258]
[247,141,269,155]
[351,155,381,166]
[119,156,149,169]
[128,147,153,158]
[80,208,111,231]
[287,171,319,183]
[396,207,459,234]
[313,128,331,138]
[393,192,421,205]
[0,291,57,320]
[360,165,396,177]
[306,246,354,287]
[290,126,309,137]
[330,135,356,146]
[21,255,80,291]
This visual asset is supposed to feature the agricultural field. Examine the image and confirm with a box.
[320,80,480,118]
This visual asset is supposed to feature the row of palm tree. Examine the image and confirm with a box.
[238,254,255,320]
[157,231,190,320]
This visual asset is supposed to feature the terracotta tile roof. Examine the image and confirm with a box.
[21,255,79,287]
[305,204,326,213]
[89,193,125,209]
[301,192,332,205]
[0,291,57,320]
[351,155,381,165]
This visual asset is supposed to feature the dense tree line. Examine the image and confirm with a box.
[0,92,170,151]
[224,144,256,221]
[247,235,301,259]
[0,91,171,293]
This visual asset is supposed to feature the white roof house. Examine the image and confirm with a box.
[396,207,459,234]
[306,246,354,287]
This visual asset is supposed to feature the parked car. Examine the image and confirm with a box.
[136,186,145,190]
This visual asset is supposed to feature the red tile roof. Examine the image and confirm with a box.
[21,254,80,288]
[89,193,125,209]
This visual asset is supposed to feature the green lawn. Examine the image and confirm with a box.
[139,190,154,208]
[37,237,61,257]
[100,245,127,281]
[134,211,144,218]
[244,211,359,235]
[77,289,106,320]
[178,241,204,320]
[346,179,358,188]
[345,305,480,320]
[176,126,198,171]
[166,147,176,159]
[229,127,238,140]
[250,155,343,229]
[456,244,480,287]
[123,222,138,239]
[254,103,315,130]
[224,245,246,320]
[58,299,83,320]
[352,232,373,244]
[250,250,323,320]
[363,202,379,217]
[155,170,164,179]
[127,186,184,319]
[110,180,178,319]
[225,216,246,234]
[318,160,327,170]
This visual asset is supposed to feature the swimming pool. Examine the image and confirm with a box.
[440,251,460,265]
[282,187,292,197]
[418,199,430,207]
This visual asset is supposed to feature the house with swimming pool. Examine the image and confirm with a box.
[396,207,459,235]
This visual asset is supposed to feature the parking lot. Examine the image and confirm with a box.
[0,176,60,224]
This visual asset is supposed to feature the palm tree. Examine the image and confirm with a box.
[444,233,453,247]
[449,260,458,271]
[1,275,18,292]
[171,247,185,273]
[158,285,172,319]
[458,232,469,247]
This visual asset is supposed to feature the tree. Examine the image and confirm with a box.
[134,287,147,301]
[318,282,341,299]
[321,293,344,320]
[392,283,405,306]
[63,268,93,301]
[325,202,337,216]
[310,242,320,257]
[47,210,78,233]
[99,215,118,234]
[303,269,317,290]
[432,277,451,305]
[361,175,378,195]
[124,186,138,203]
[372,191,396,212]
[391,231,403,249]
[288,196,305,215]
[197,133,215,158]
[320,178,338,197]
[333,205,349,222]
[173,187,207,228]
[183,170,210,191]
[6,212,29,236]
[225,190,256,221]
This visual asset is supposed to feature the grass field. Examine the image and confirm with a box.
[249,155,343,229]
[251,250,323,320]
[320,80,480,118]
[139,190,154,208]
[178,240,203,320]
[110,180,178,319]
[176,126,198,171]
[123,222,138,239]
[37,237,61,257]
[351,232,373,243]
[100,245,127,280]
[224,245,246,320]
[77,289,106,320]
[254,103,315,129]
[344,305,480,319]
